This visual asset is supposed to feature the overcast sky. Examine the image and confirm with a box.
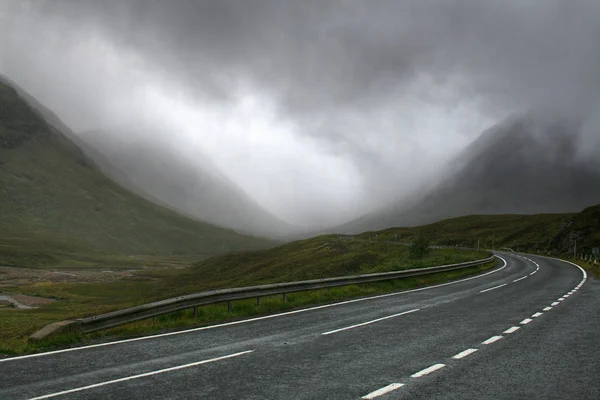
[1,0,599,227]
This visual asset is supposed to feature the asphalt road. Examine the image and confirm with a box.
[1,253,597,399]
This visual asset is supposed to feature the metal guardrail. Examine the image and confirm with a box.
[29,254,495,340]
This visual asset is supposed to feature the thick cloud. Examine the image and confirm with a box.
[1,0,599,228]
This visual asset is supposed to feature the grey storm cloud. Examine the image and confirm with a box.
[28,0,599,114]
[1,0,599,228]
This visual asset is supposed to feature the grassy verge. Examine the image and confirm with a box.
[1,258,497,356]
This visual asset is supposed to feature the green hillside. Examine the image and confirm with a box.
[0,81,273,268]
[161,235,486,294]
[358,205,600,255]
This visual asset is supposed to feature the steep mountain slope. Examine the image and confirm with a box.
[339,115,600,233]
[73,129,293,238]
[0,79,273,265]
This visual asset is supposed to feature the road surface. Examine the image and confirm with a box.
[1,253,597,399]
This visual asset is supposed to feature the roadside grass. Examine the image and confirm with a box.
[1,259,497,355]
[0,245,490,356]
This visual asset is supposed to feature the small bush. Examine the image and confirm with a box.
[410,237,430,260]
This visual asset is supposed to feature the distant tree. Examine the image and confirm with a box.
[410,236,430,260]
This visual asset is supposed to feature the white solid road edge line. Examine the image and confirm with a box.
[361,383,405,399]
[479,283,507,293]
[26,350,255,400]
[503,326,520,334]
[452,348,478,359]
[482,336,503,345]
[321,309,419,335]
[1,257,509,363]
[411,363,446,378]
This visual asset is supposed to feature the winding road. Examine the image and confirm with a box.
[1,253,597,399]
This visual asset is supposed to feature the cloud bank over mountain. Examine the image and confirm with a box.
[1,1,599,229]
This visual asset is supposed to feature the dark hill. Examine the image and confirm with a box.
[0,79,273,267]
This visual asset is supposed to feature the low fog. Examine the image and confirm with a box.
[1,0,599,231]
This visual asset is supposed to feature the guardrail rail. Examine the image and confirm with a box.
[29,254,495,341]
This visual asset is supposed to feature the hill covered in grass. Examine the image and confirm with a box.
[163,236,487,293]
[0,79,274,268]
[360,204,600,255]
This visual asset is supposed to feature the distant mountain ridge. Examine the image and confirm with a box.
[338,114,600,233]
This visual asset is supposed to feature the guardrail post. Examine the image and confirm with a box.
[257,296,261,306]
[193,306,198,319]
[283,293,287,303]
[227,301,232,312]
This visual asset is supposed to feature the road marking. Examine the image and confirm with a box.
[529,271,536,276]
[543,307,552,311]
[558,298,565,301]
[513,276,527,282]
[321,309,420,335]
[564,294,570,298]
[362,383,404,399]
[532,312,543,318]
[411,363,446,378]
[452,348,478,359]
[503,326,520,334]
[520,318,533,325]
[482,336,503,345]
[26,350,254,400]
[551,302,559,306]
[480,283,507,293]
[1,256,508,363]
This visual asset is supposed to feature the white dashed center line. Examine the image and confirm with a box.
[361,383,404,399]
[503,326,520,334]
[482,336,503,345]
[411,364,446,378]
[452,348,478,359]
[357,254,587,400]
